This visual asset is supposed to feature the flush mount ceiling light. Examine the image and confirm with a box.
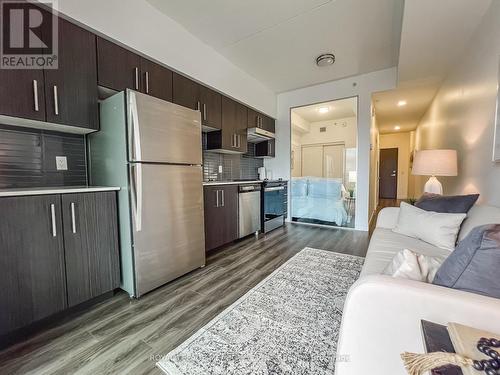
[398,100,407,107]
[318,106,330,113]
[394,125,401,130]
[316,53,335,67]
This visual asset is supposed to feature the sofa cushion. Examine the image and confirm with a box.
[459,205,500,241]
[393,202,466,251]
[382,248,445,282]
[415,193,479,214]
[361,227,451,277]
[433,224,500,298]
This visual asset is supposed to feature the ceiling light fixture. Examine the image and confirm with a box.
[316,53,335,67]
[398,100,407,107]
[318,107,330,113]
[394,125,401,130]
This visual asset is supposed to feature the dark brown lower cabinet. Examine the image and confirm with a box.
[0,191,120,337]
[204,185,238,251]
[0,195,67,335]
[62,192,120,307]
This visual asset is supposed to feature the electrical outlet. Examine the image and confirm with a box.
[56,156,68,171]
[218,165,223,173]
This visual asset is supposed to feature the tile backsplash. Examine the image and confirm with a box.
[202,134,263,181]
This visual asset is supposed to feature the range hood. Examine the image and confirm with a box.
[247,127,275,143]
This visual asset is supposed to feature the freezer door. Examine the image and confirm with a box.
[127,89,202,164]
[129,163,205,297]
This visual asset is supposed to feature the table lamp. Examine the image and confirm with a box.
[412,149,457,195]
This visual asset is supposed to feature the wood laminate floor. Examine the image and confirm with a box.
[0,223,369,375]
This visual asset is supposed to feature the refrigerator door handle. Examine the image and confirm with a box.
[131,163,143,232]
[129,92,142,161]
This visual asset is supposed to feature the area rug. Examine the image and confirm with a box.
[157,247,364,374]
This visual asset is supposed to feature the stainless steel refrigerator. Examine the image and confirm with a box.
[89,89,205,298]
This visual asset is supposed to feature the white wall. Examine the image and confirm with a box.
[414,0,500,206]
[380,132,412,199]
[266,67,397,231]
[55,0,276,117]
[369,105,380,225]
[298,117,357,148]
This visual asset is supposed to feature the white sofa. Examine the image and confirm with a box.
[336,205,500,375]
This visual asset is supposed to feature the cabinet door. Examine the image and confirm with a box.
[172,72,200,110]
[220,185,239,243]
[220,96,237,150]
[61,192,120,307]
[141,58,173,102]
[199,86,222,129]
[235,102,248,153]
[247,108,260,128]
[44,17,98,130]
[261,115,276,132]
[0,195,66,335]
[97,37,142,92]
[256,139,275,158]
[204,186,225,251]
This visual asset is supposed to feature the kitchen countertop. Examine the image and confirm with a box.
[203,180,263,186]
[0,186,121,197]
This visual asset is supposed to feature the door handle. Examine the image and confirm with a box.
[268,142,271,155]
[33,80,39,112]
[145,71,149,94]
[70,202,77,234]
[221,189,225,207]
[203,103,207,121]
[50,203,57,237]
[237,134,241,148]
[215,190,220,207]
[196,101,201,111]
[134,67,139,90]
[53,85,59,115]
[129,92,142,161]
[131,163,143,231]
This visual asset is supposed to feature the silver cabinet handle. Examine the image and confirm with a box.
[71,202,77,234]
[268,141,271,155]
[145,71,150,94]
[134,67,139,90]
[221,189,225,207]
[33,80,39,111]
[50,203,57,237]
[53,85,59,115]
[255,115,259,127]
[196,101,201,111]
[215,190,220,207]
[237,134,241,148]
[203,103,207,121]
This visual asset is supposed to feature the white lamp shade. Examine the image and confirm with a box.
[348,171,357,183]
[412,149,458,176]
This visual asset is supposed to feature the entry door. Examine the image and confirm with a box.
[379,148,398,199]
[301,146,323,177]
[323,145,345,179]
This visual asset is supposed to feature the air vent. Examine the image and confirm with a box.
[320,127,327,132]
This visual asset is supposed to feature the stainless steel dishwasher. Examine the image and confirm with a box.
[238,184,261,238]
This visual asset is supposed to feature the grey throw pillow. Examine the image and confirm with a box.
[433,224,500,298]
[415,193,479,214]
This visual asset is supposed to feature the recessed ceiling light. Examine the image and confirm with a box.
[394,125,401,130]
[397,100,407,107]
[318,107,330,113]
[316,53,335,67]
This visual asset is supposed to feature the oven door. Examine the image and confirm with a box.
[263,185,286,232]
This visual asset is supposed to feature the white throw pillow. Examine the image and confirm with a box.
[382,248,445,283]
[393,202,466,251]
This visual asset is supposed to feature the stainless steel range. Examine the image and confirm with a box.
[261,180,288,233]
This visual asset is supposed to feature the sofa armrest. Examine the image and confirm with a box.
[335,275,500,375]
[375,207,400,229]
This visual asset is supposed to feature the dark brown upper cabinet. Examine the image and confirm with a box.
[255,139,276,158]
[97,37,174,102]
[97,37,142,92]
[207,96,247,153]
[173,72,222,130]
[44,17,98,130]
[247,108,275,133]
[0,6,98,130]
[140,58,173,102]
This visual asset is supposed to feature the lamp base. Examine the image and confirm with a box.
[424,176,443,195]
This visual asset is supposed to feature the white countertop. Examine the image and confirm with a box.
[203,180,263,186]
[0,186,121,197]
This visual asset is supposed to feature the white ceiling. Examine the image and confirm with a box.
[146,0,404,93]
[293,97,357,123]
[373,0,492,134]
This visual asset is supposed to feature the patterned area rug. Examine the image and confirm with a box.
[157,247,364,375]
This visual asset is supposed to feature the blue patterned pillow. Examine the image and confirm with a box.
[433,224,500,298]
